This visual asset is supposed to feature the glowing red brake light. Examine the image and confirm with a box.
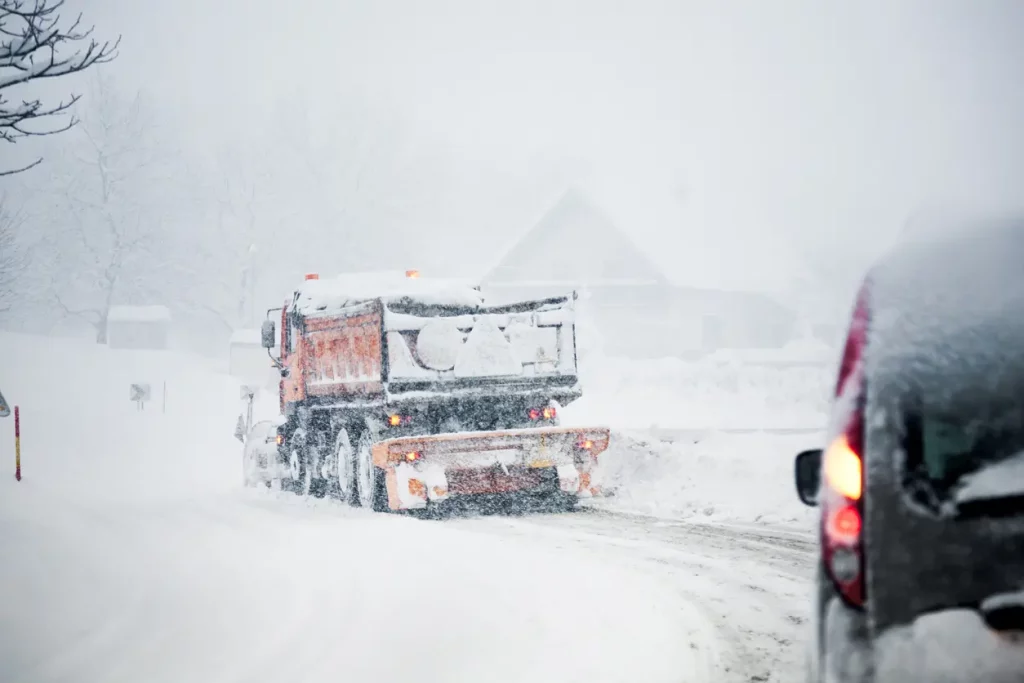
[820,277,871,609]
[829,505,862,541]
[405,451,422,462]
[529,408,541,420]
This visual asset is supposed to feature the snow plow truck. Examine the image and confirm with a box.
[257,270,611,513]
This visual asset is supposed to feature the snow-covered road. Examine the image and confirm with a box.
[0,478,814,683]
[0,332,820,683]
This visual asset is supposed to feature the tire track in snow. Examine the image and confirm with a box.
[444,507,816,683]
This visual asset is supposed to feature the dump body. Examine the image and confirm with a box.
[264,272,609,510]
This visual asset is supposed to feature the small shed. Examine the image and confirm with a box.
[229,328,275,386]
[106,305,171,350]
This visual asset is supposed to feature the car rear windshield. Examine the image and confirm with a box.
[902,410,1024,509]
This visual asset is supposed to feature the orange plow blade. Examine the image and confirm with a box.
[370,426,611,511]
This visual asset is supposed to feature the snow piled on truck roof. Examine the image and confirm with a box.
[294,271,484,314]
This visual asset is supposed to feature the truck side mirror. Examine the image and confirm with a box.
[261,320,276,349]
[794,448,823,507]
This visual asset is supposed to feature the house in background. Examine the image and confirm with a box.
[106,305,172,350]
[481,188,799,359]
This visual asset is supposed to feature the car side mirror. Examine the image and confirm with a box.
[794,448,823,507]
[261,320,276,349]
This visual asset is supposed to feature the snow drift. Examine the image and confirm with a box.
[592,429,822,528]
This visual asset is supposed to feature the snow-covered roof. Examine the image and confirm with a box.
[229,329,262,346]
[107,305,172,323]
[294,271,484,315]
[483,188,671,289]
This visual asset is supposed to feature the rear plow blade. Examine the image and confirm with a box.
[370,426,611,511]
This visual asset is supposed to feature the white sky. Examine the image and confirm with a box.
[65,0,1024,298]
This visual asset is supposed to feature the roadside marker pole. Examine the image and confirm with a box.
[14,405,21,481]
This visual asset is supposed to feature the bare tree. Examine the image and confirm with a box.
[36,74,178,342]
[0,0,118,175]
[0,195,23,313]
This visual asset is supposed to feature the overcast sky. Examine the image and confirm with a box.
[68,0,1024,298]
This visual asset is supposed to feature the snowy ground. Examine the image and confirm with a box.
[0,331,823,683]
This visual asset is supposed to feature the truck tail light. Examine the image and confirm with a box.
[388,414,412,427]
[821,280,871,609]
[529,406,557,421]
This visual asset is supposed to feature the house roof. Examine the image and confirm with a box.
[107,305,172,323]
[482,188,671,288]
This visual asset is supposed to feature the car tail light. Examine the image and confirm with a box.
[821,279,871,609]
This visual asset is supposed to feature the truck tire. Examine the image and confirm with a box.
[356,430,387,512]
[285,428,310,496]
[308,430,329,499]
[334,427,357,506]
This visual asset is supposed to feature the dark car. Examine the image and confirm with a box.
[794,217,1024,682]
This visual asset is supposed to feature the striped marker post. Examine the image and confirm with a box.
[14,406,20,481]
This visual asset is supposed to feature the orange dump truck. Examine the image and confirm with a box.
[259,271,611,513]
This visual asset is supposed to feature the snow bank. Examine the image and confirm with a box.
[0,331,246,504]
[592,430,822,528]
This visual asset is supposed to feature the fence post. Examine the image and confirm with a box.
[14,406,20,481]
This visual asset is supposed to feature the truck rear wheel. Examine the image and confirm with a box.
[334,427,357,506]
[284,428,311,496]
[356,431,387,512]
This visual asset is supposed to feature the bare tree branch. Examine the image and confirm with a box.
[0,0,119,174]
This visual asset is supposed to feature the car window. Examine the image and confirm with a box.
[921,417,982,484]
[905,403,1024,505]
[903,409,1024,508]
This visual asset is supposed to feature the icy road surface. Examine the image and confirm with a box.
[0,479,814,683]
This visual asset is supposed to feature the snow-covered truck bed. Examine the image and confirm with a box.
[258,271,610,512]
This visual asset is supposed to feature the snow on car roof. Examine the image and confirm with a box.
[294,271,484,315]
[107,305,172,323]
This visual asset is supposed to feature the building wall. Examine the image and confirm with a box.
[107,321,170,350]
